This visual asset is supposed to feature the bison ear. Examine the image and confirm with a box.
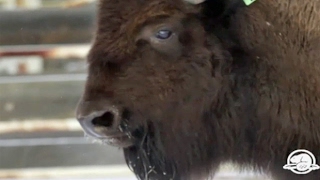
[183,0,206,4]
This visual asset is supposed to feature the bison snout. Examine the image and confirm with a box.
[76,104,120,135]
[75,100,134,148]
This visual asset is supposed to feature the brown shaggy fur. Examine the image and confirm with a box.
[76,0,320,179]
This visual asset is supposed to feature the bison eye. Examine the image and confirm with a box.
[155,30,172,40]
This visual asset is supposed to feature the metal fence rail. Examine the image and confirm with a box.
[0,3,96,45]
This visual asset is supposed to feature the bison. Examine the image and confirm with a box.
[75,0,320,179]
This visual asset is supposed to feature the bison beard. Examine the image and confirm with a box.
[76,0,320,180]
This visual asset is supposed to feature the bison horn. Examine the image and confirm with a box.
[183,0,206,4]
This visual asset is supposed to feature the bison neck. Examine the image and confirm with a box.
[221,0,320,171]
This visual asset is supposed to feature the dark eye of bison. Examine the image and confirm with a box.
[155,29,172,40]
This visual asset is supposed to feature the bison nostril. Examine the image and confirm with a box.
[92,112,115,128]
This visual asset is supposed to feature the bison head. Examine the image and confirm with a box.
[76,0,242,179]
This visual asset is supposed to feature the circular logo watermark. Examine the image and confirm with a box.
[283,149,320,174]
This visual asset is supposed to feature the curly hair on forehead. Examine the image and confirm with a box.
[92,0,202,62]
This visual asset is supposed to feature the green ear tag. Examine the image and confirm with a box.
[243,0,256,6]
